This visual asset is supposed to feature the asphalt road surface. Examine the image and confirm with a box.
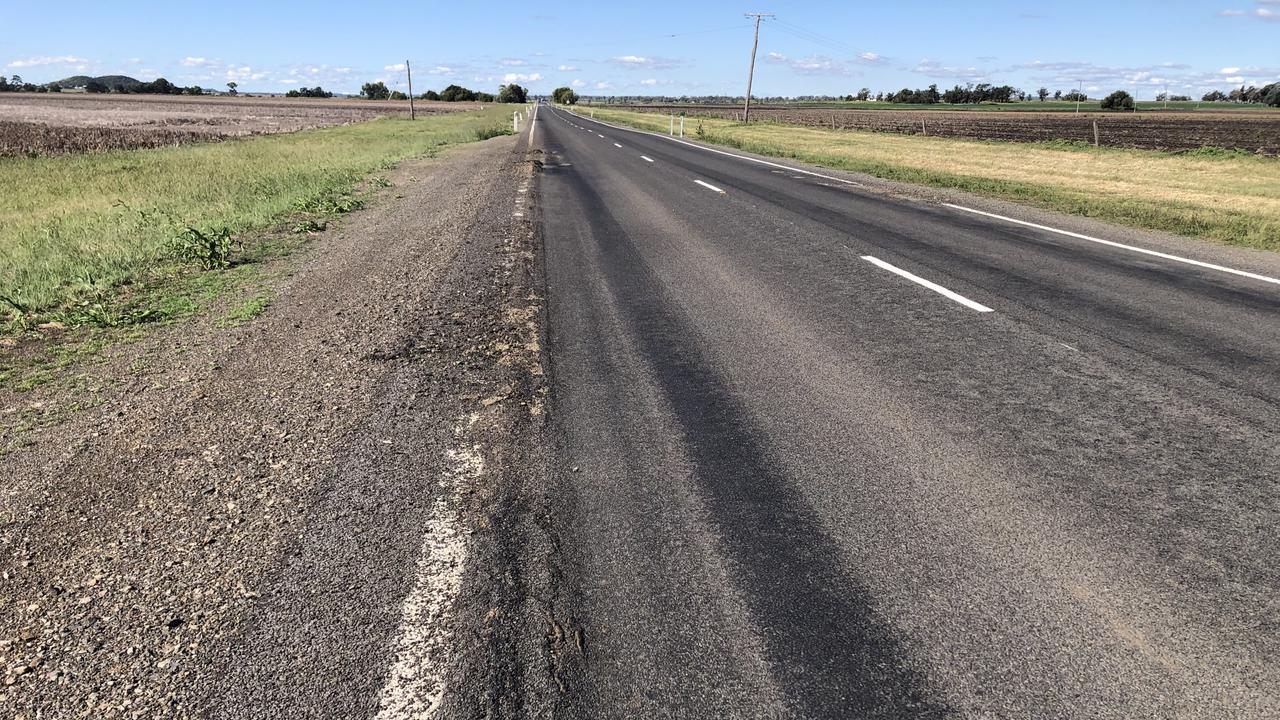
[533,105,1280,718]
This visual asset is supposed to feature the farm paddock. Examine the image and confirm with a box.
[609,105,1280,155]
[0,93,478,155]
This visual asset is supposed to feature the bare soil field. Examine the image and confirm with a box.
[611,104,1280,155]
[0,93,478,155]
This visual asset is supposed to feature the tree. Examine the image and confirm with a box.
[85,80,109,93]
[186,85,204,96]
[856,87,870,101]
[497,83,528,103]
[421,89,440,101]
[1201,90,1228,102]
[1053,89,1062,100]
[389,90,408,100]
[0,76,10,92]
[552,86,578,104]
[1170,94,1190,102]
[361,81,390,100]
[475,91,495,103]
[439,84,477,102]
[1037,87,1049,102]
[1100,90,1134,110]
[226,81,238,96]
[10,75,22,87]
[1062,90,1087,102]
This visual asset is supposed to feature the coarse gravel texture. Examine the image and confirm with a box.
[0,134,556,718]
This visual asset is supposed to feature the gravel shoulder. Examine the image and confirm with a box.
[0,134,554,718]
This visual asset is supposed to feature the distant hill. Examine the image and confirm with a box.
[47,75,141,89]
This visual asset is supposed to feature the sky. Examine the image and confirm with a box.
[2,0,1278,99]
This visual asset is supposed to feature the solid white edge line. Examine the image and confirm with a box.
[861,255,994,313]
[641,156,654,162]
[555,106,861,187]
[694,179,726,194]
[942,203,1280,287]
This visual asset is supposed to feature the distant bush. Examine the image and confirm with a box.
[497,83,528,103]
[361,81,390,100]
[286,86,333,98]
[421,89,440,101]
[552,86,578,104]
[439,84,478,102]
[1100,90,1134,111]
[476,92,495,103]
[389,90,408,100]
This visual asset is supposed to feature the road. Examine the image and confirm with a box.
[533,105,1280,718]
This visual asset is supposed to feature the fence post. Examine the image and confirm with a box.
[513,111,519,133]
[680,116,684,138]
[922,118,927,136]
[1093,119,1099,147]
[670,114,674,136]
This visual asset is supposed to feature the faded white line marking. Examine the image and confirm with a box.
[613,142,623,148]
[943,203,1280,287]
[694,179,726,194]
[641,155,654,163]
[597,133,605,138]
[861,255,994,313]
[374,415,483,719]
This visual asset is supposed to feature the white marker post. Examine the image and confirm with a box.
[670,114,674,136]
[680,116,684,138]
[513,111,519,133]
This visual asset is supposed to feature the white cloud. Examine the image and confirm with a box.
[225,65,267,82]
[384,63,406,72]
[1219,1,1280,20]
[914,58,986,80]
[594,81,613,90]
[1220,66,1241,74]
[500,58,525,66]
[503,72,542,83]
[767,52,850,76]
[181,57,210,67]
[571,79,585,87]
[857,52,887,65]
[428,65,454,75]
[6,55,89,68]
[611,55,677,69]
[557,64,578,71]
[640,78,658,85]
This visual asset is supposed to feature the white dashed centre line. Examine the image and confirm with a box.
[613,142,622,148]
[641,156,654,163]
[861,255,994,313]
[694,179,726,194]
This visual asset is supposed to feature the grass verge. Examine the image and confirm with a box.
[582,107,1280,251]
[0,106,515,328]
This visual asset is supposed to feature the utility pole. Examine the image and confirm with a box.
[742,12,773,123]
[1076,79,1082,114]
[406,60,415,120]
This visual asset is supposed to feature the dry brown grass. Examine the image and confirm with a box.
[0,93,481,155]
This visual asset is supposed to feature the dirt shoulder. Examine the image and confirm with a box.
[0,133,554,717]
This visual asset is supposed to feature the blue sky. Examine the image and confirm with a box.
[3,1,1278,98]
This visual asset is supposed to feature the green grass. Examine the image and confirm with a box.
[584,107,1280,251]
[0,106,515,328]
[219,292,272,327]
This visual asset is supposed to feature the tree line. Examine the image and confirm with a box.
[359,81,530,103]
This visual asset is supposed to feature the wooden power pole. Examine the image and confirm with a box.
[742,12,773,124]
[406,60,415,120]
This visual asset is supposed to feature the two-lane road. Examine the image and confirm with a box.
[533,104,1280,718]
